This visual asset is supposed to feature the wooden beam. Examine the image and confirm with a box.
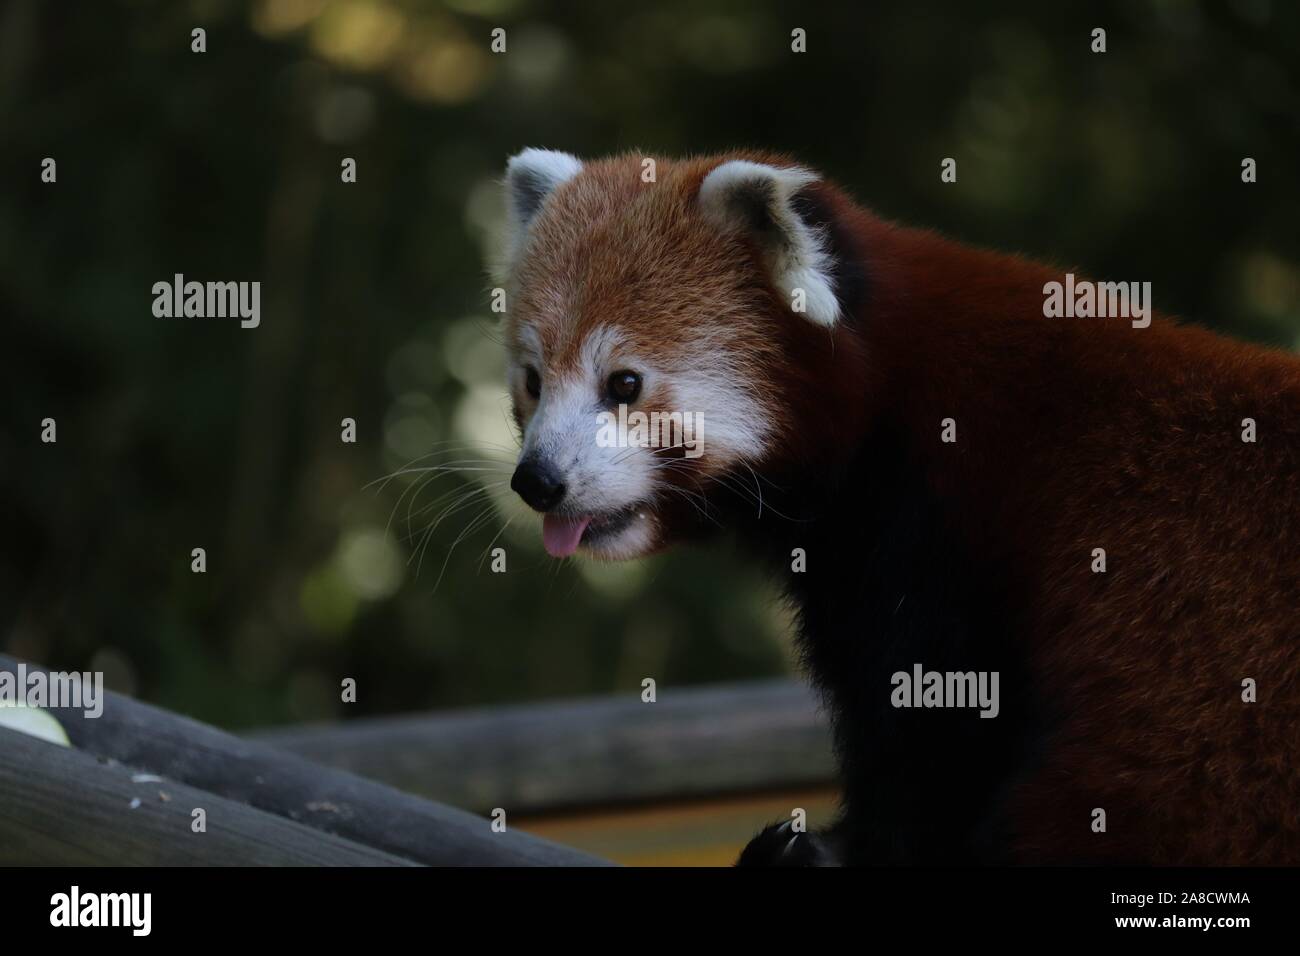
[0,656,610,866]
[252,679,836,814]
[0,729,416,866]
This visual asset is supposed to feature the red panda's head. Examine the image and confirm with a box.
[497,149,870,560]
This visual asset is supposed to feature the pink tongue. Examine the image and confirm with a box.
[542,514,592,558]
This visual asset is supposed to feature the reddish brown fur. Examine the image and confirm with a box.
[511,153,1300,862]
[852,214,1300,863]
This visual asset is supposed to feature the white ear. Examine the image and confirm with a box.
[699,160,840,327]
[503,148,583,268]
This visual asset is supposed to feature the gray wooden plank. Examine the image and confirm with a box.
[0,656,611,866]
[0,728,416,866]
[251,679,836,814]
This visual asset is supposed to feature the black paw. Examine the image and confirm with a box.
[735,820,841,867]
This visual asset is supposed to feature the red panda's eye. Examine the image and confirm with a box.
[524,366,541,399]
[607,371,642,405]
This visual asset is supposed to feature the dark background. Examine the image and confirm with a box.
[2,0,1297,729]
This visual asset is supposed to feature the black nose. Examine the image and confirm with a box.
[511,456,566,512]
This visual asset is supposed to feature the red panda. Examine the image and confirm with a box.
[496,148,1300,865]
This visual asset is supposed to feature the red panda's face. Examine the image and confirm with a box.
[497,150,850,560]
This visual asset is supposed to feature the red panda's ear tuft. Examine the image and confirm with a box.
[698,160,840,328]
[501,148,583,272]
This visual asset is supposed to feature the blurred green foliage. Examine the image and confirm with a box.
[2,0,1297,728]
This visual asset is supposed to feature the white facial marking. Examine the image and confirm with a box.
[519,325,655,516]
[669,364,769,464]
[588,510,658,561]
[512,314,775,561]
[514,322,543,368]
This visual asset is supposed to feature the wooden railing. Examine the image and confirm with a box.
[0,655,835,865]
[252,679,836,814]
